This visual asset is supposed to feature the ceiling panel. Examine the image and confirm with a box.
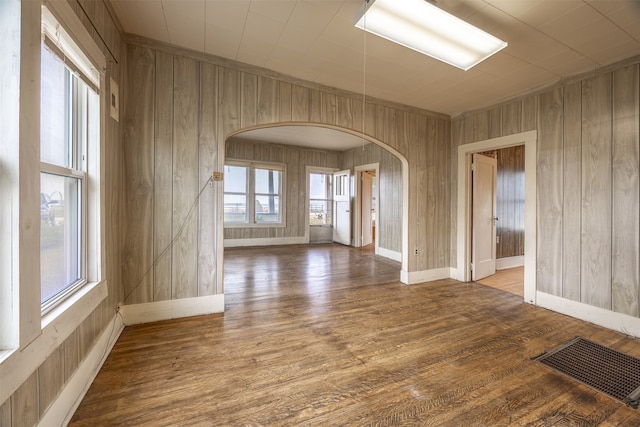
[109,0,640,118]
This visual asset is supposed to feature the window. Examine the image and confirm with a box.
[224,162,284,226]
[309,173,333,226]
[40,8,100,313]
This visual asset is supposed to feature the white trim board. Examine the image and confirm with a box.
[401,268,452,285]
[38,313,124,427]
[496,256,524,270]
[224,236,308,248]
[537,292,640,338]
[119,294,225,326]
[456,131,537,305]
[376,247,401,262]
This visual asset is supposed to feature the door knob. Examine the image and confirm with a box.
[493,217,499,221]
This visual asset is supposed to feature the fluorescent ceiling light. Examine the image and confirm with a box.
[354,0,507,71]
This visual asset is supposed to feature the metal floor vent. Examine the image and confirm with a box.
[532,336,640,409]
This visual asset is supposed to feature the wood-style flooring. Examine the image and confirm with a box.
[70,244,640,426]
[477,266,524,297]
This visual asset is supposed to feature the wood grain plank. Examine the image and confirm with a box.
[257,75,278,124]
[321,92,337,125]
[562,82,582,301]
[172,56,200,299]
[241,72,257,128]
[489,106,502,138]
[336,95,352,128]
[581,73,613,309]
[291,85,310,121]
[0,397,10,427]
[11,371,37,427]
[473,110,489,141]
[537,88,564,296]
[279,81,292,122]
[198,63,218,297]
[502,100,522,135]
[425,116,437,270]
[153,50,173,302]
[309,89,322,123]
[522,94,538,132]
[435,117,450,267]
[122,44,155,304]
[38,344,64,417]
[450,119,464,268]
[611,65,639,316]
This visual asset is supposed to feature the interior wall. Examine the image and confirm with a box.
[496,145,525,259]
[224,139,339,242]
[123,35,451,294]
[452,61,639,318]
[1,0,125,424]
[340,143,402,254]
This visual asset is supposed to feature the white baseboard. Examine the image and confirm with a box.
[39,313,124,427]
[376,247,402,262]
[401,267,452,285]
[120,294,225,326]
[537,291,640,338]
[496,256,524,270]
[224,236,308,248]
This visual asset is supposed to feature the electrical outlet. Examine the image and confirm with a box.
[414,248,418,255]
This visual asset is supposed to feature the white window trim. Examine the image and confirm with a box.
[0,0,106,405]
[224,160,287,228]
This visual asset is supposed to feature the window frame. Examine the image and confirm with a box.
[224,160,286,228]
[39,5,102,316]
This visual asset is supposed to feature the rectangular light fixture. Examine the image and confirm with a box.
[354,0,507,71]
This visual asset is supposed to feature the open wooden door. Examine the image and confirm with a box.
[333,169,351,246]
[472,153,498,280]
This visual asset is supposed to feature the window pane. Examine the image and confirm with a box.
[255,195,280,223]
[41,173,81,303]
[310,200,332,225]
[41,45,70,167]
[310,173,331,199]
[224,194,247,223]
[255,169,280,194]
[224,166,247,193]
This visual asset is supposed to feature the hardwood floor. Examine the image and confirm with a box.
[70,244,640,426]
[477,266,524,297]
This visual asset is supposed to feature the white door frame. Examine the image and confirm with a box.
[354,163,379,251]
[456,131,537,304]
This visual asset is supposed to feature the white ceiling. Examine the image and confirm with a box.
[109,0,640,147]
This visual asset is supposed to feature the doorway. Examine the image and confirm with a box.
[456,131,537,304]
[354,163,379,250]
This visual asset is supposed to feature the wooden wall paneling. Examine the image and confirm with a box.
[122,44,155,304]
[0,397,10,427]
[489,106,502,139]
[153,50,174,302]
[240,72,257,128]
[437,118,451,267]
[172,56,200,299]
[611,65,639,316]
[410,113,426,270]
[522,95,538,132]
[10,371,38,427]
[321,92,337,125]
[279,81,292,122]
[450,119,464,268]
[309,89,322,123]
[496,149,506,259]
[63,329,79,382]
[257,75,278,124]
[286,146,301,237]
[473,110,489,141]
[198,63,218,296]
[425,116,437,270]
[581,73,613,309]
[291,85,309,121]
[219,67,240,155]
[504,147,515,258]
[364,102,376,137]
[562,82,582,301]
[351,98,364,134]
[78,312,96,362]
[337,95,352,128]
[375,105,386,144]
[38,344,64,417]
[502,100,522,136]
[536,88,564,295]
[463,114,474,144]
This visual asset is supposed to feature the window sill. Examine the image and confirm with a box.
[224,223,286,229]
[42,279,107,330]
